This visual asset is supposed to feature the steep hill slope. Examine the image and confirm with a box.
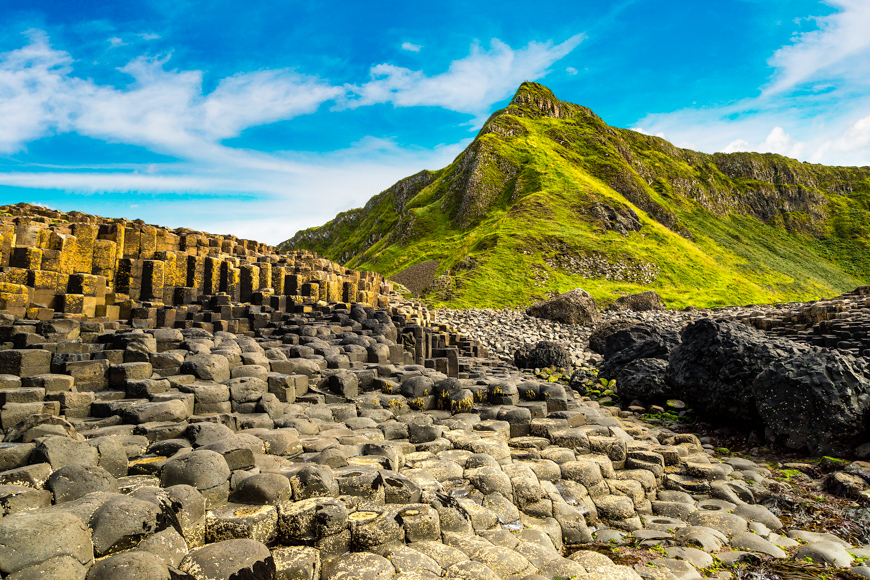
[281,83,870,309]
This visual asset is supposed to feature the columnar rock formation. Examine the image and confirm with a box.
[739,286,870,354]
[0,203,389,322]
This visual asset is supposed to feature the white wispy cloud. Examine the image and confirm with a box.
[0,30,582,242]
[401,42,422,52]
[343,35,585,119]
[0,31,76,153]
[723,127,805,158]
[765,0,870,96]
[631,1,870,166]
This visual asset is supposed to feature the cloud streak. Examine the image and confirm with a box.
[0,31,582,156]
[631,1,870,166]
[765,0,870,96]
[0,29,581,242]
[343,35,585,118]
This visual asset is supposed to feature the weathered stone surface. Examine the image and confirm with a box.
[181,355,230,384]
[753,350,870,455]
[0,510,93,574]
[0,484,52,516]
[322,552,394,580]
[526,289,600,326]
[180,538,276,580]
[85,551,171,580]
[612,291,665,312]
[514,341,572,370]
[5,556,87,580]
[666,318,805,424]
[47,464,118,503]
[160,449,231,491]
[90,495,166,557]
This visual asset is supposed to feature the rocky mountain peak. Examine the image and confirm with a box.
[508,81,570,119]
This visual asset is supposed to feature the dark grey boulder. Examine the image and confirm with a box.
[612,290,665,312]
[753,350,870,455]
[185,422,235,447]
[408,423,443,444]
[598,330,680,378]
[245,429,302,457]
[381,470,422,504]
[567,369,596,395]
[48,464,118,503]
[200,436,256,471]
[487,380,520,406]
[588,320,659,359]
[289,464,339,500]
[122,399,189,424]
[88,437,129,478]
[136,526,189,568]
[666,318,807,425]
[610,358,671,404]
[153,484,207,549]
[31,437,98,470]
[326,372,359,398]
[180,354,230,384]
[526,289,599,326]
[514,341,571,370]
[401,376,434,399]
[228,376,268,403]
[0,484,52,516]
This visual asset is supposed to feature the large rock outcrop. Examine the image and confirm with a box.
[665,319,808,425]
[526,289,600,326]
[754,351,870,455]
[514,341,572,370]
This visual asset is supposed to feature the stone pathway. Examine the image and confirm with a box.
[1,298,868,579]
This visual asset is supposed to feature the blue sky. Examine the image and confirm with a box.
[0,0,869,244]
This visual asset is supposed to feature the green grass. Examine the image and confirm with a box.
[281,82,870,309]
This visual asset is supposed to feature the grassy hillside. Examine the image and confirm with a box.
[282,83,870,309]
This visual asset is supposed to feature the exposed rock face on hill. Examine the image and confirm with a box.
[283,82,870,310]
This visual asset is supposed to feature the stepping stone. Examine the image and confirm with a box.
[4,556,86,580]
[90,495,165,557]
[206,503,278,544]
[729,531,786,558]
[795,541,854,568]
[0,484,51,516]
[180,538,276,580]
[272,546,321,580]
[47,464,118,503]
[0,510,93,575]
[85,551,170,580]
[321,552,394,580]
[686,510,748,537]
